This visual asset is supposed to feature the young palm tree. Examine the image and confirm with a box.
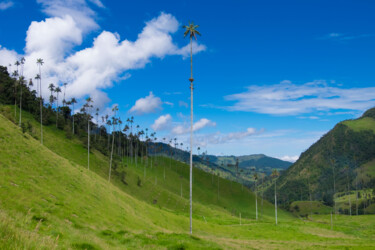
[183,21,201,235]
[55,86,61,127]
[70,98,77,134]
[109,105,119,182]
[271,169,280,225]
[36,58,44,144]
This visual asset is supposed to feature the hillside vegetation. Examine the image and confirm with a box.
[2,108,375,248]
[265,108,375,213]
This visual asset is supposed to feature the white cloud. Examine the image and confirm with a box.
[129,92,162,115]
[320,32,374,41]
[175,41,207,59]
[226,80,375,115]
[179,100,188,108]
[172,118,216,135]
[0,1,14,10]
[88,0,104,8]
[164,101,174,107]
[279,155,299,163]
[0,8,206,110]
[36,0,99,31]
[193,127,262,147]
[0,46,18,69]
[151,114,172,131]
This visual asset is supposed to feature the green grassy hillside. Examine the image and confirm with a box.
[264,108,375,210]
[1,107,375,249]
[0,105,280,221]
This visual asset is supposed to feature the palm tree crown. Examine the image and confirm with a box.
[183,22,201,40]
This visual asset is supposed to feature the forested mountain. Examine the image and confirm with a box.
[265,108,375,212]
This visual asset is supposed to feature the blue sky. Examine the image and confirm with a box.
[1,0,375,161]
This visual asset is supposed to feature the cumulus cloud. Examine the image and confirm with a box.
[129,92,162,115]
[151,114,172,131]
[0,4,206,110]
[225,80,375,115]
[0,46,18,68]
[37,0,99,31]
[0,1,14,10]
[279,155,299,163]
[172,118,216,135]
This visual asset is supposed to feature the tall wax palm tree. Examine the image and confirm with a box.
[253,172,258,220]
[95,108,99,141]
[35,74,40,95]
[18,76,25,126]
[36,58,44,144]
[14,61,20,120]
[183,21,201,235]
[63,82,67,106]
[109,105,119,182]
[85,97,93,170]
[331,159,337,216]
[48,84,55,106]
[345,166,352,216]
[69,98,77,134]
[55,86,61,127]
[271,169,280,225]
[28,78,33,90]
[18,57,25,126]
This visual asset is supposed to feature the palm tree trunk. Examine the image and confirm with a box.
[39,67,43,145]
[261,174,264,218]
[109,130,115,182]
[56,94,59,128]
[189,36,194,235]
[255,182,258,220]
[19,82,22,126]
[88,118,90,170]
[14,81,17,120]
[275,179,278,225]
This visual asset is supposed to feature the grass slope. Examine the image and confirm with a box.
[1,107,375,248]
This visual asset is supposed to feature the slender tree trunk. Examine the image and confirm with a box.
[347,169,352,216]
[255,181,258,220]
[19,82,22,126]
[261,174,264,218]
[109,130,115,182]
[189,36,194,235]
[333,164,336,216]
[39,67,43,145]
[56,93,59,128]
[275,179,278,225]
[14,80,17,120]
[72,104,75,134]
[356,176,358,216]
[88,118,90,170]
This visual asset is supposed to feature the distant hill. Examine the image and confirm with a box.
[150,144,292,185]
[265,107,375,212]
